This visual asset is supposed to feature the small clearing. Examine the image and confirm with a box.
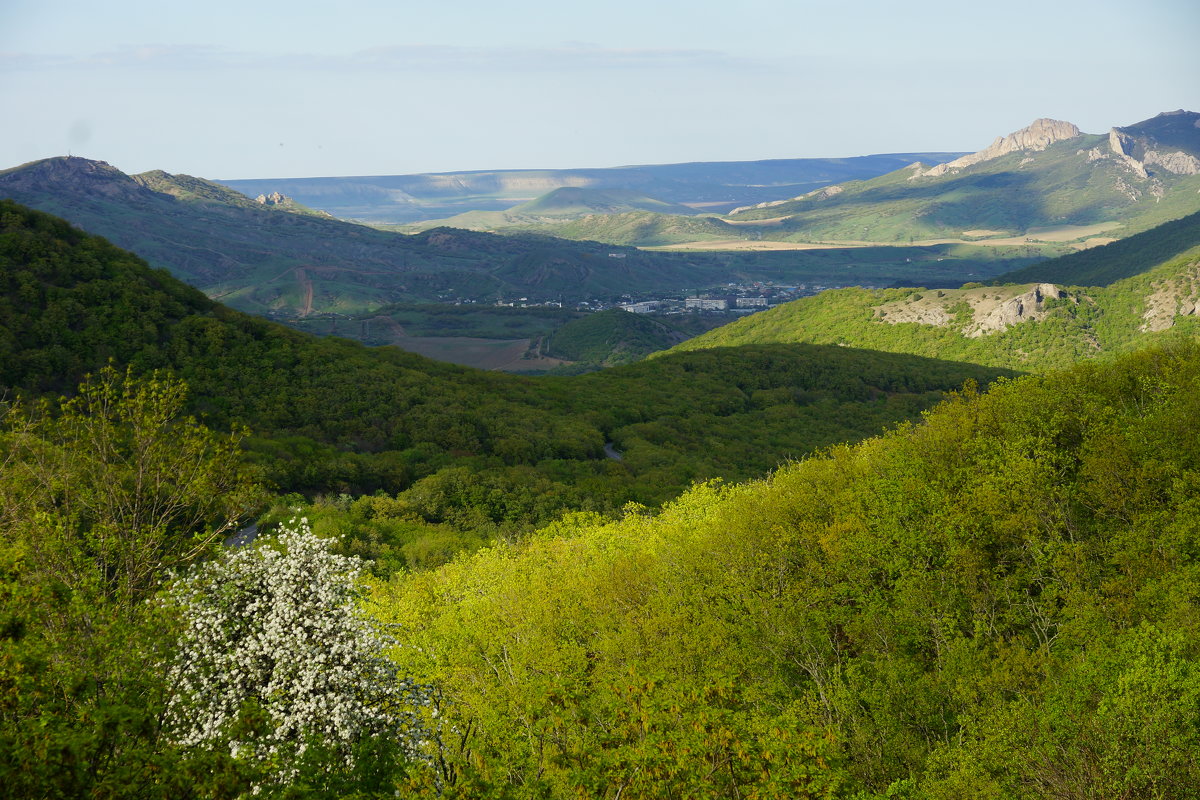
[388,336,571,371]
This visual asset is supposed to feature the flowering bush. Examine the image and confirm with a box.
[163,519,427,785]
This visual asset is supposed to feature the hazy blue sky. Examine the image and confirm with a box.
[2,0,1197,179]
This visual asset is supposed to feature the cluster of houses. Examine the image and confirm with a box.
[611,283,820,315]
[480,282,884,315]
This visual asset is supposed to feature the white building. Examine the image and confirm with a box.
[736,296,768,308]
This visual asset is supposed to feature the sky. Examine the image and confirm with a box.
[2,0,1198,180]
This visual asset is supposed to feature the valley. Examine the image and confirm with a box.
[4,105,1200,800]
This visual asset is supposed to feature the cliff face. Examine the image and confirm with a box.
[921,119,1082,177]
[1109,111,1200,176]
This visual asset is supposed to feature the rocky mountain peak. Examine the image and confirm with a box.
[920,119,1081,177]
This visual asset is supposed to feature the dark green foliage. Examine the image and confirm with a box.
[0,200,1011,525]
[997,208,1200,286]
[545,308,687,365]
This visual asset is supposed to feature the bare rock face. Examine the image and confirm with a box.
[965,283,1062,337]
[1141,259,1200,332]
[1107,129,1151,177]
[255,191,290,205]
[873,283,1068,337]
[921,119,1081,177]
[1144,149,1200,175]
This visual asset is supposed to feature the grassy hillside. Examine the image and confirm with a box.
[997,208,1200,286]
[732,142,1200,242]
[669,214,1200,372]
[375,339,1200,798]
[725,112,1200,244]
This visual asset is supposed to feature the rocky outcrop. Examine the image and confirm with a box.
[965,283,1063,337]
[920,119,1081,177]
[1108,129,1150,177]
[1141,260,1200,332]
[807,185,844,201]
[1108,113,1200,176]
[255,191,290,205]
[1144,149,1200,175]
[874,283,1069,337]
[0,156,155,202]
[730,184,844,215]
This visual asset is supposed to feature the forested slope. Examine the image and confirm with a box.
[377,340,1200,798]
[0,199,1012,519]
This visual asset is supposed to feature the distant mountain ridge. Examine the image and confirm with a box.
[1,156,1035,314]
[385,111,1200,252]
[721,110,1200,244]
[0,157,754,314]
[397,187,705,234]
[215,152,968,223]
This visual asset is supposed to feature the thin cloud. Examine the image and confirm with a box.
[1,43,754,73]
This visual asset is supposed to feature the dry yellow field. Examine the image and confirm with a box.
[645,221,1123,253]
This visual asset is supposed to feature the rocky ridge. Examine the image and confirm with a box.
[919,119,1082,178]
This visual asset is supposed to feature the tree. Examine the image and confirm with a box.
[0,368,264,798]
[164,519,429,790]
[1,365,261,607]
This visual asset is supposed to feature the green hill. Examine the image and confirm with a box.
[7,206,1199,798]
[379,338,1200,798]
[669,215,1200,372]
[0,199,1013,510]
[996,209,1200,286]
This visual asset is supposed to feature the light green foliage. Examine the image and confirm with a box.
[373,341,1200,798]
[670,244,1200,372]
[1,365,261,605]
[0,369,265,798]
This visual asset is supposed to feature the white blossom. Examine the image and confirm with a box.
[163,519,429,784]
